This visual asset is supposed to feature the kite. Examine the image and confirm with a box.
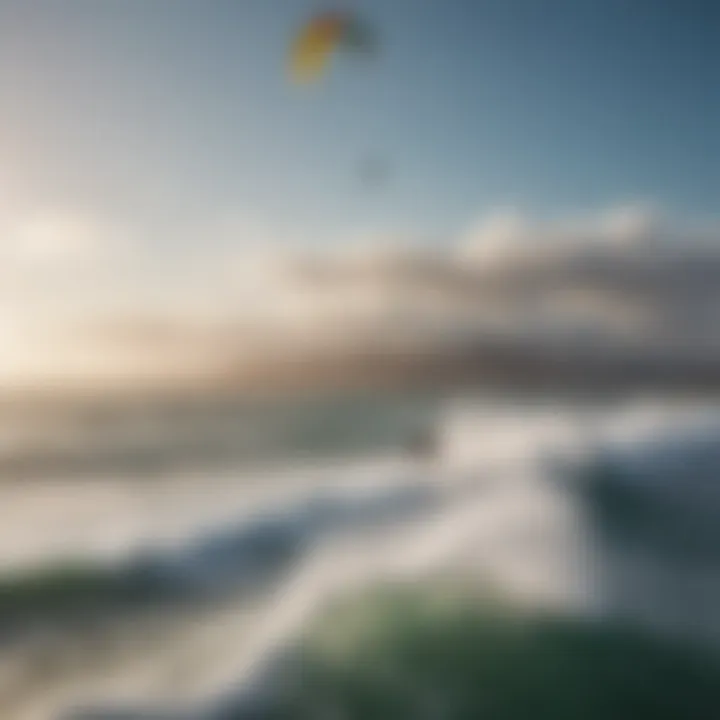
[289,10,376,84]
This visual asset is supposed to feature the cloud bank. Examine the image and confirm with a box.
[2,204,719,391]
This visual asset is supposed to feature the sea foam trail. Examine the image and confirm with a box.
[0,399,718,719]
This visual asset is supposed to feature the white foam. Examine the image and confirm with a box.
[2,397,720,719]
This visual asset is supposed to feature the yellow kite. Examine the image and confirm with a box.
[289,10,376,84]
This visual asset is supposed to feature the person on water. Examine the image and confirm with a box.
[407,425,440,462]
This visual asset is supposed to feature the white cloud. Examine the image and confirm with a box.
[7,212,102,262]
[459,208,534,264]
[1,202,719,388]
[598,203,665,246]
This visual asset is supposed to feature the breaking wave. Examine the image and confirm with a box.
[0,395,719,718]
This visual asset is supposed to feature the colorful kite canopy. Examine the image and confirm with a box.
[289,10,375,83]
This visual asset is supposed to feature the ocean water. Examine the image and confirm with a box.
[0,390,719,719]
[0,390,444,481]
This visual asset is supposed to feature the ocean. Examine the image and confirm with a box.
[0,388,719,719]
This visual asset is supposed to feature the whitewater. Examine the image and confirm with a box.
[0,395,719,719]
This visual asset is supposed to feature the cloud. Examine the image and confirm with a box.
[1,202,719,388]
[264,204,720,353]
[459,208,535,263]
[5,211,103,262]
[598,203,665,246]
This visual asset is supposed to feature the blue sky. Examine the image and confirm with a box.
[0,0,717,250]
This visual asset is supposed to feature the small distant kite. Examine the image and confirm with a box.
[289,10,377,84]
